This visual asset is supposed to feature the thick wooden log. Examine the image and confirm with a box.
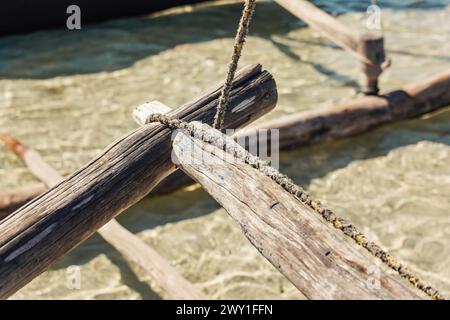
[172,128,419,299]
[275,0,359,52]
[241,69,450,150]
[274,0,387,94]
[4,70,449,200]
[0,64,277,298]
[150,69,450,194]
[0,133,206,299]
[99,220,206,300]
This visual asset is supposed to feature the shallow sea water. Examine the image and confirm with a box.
[0,0,449,299]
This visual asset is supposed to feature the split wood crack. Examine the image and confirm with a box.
[144,113,444,300]
[0,63,277,299]
[0,132,207,300]
[185,0,443,299]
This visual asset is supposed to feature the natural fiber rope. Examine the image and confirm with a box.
[213,0,256,129]
[145,113,444,300]
[142,0,444,300]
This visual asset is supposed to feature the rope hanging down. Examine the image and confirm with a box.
[146,0,444,300]
[213,0,256,129]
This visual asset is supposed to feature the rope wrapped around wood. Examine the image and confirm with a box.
[144,0,443,300]
[145,112,444,300]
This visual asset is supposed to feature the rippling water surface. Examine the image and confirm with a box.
[1,0,449,299]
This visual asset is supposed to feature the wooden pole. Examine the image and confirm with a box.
[240,69,450,150]
[3,69,450,200]
[0,133,207,300]
[0,64,277,298]
[147,69,450,195]
[172,128,420,300]
[274,0,388,95]
[0,0,212,37]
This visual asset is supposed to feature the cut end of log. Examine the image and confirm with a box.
[132,101,172,126]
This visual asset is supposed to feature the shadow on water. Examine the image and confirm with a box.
[1,0,449,79]
[134,106,450,227]
[0,1,300,79]
[283,37,450,64]
[50,105,450,274]
[102,248,161,299]
[266,36,361,91]
[51,234,161,298]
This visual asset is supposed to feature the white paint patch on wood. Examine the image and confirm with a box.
[5,223,56,262]
[71,194,94,211]
[132,101,172,126]
[231,96,256,113]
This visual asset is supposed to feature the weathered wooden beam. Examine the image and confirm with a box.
[0,102,174,218]
[172,127,420,300]
[4,70,449,201]
[274,0,388,95]
[0,133,207,300]
[240,69,450,150]
[148,69,450,195]
[0,64,277,299]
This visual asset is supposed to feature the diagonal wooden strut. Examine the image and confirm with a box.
[172,128,420,300]
[0,64,277,299]
[0,132,207,300]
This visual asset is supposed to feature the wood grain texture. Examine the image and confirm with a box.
[1,132,207,300]
[172,129,419,300]
[5,69,448,200]
[150,69,450,194]
[0,64,277,299]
